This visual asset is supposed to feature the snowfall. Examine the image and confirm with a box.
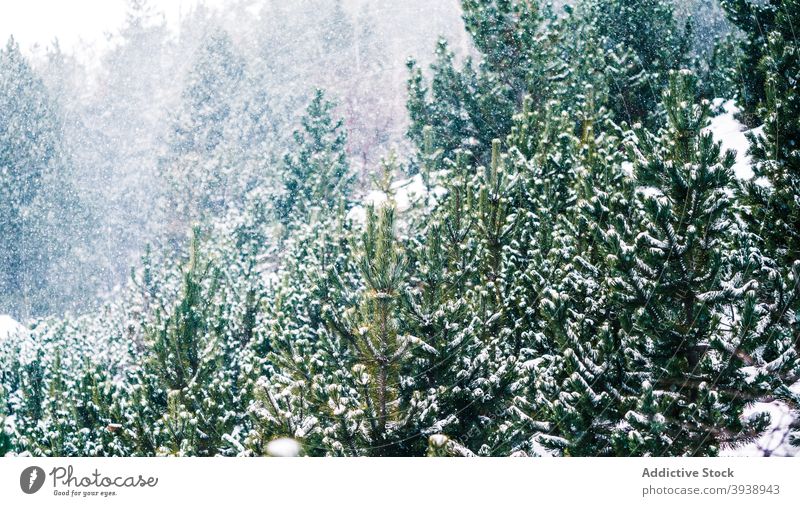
[0,99,796,457]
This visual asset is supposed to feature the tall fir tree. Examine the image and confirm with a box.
[728,0,800,450]
[579,0,692,125]
[735,1,800,269]
[276,90,354,235]
[0,36,84,318]
[503,86,644,456]
[106,229,253,456]
[406,0,562,165]
[719,0,781,124]
[248,204,358,455]
[607,71,763,456]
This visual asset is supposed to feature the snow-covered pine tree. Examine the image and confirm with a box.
[501,82,644,456]
[247,203,359,456]
[608,70,762,456]
[0,37,85,318]
[83,0,175,287]
[251,205,415,456]
[0,310,137,456]
[400,4,647,455]
[325,206,409,454]
[447,138,532,455]
[696,31,744,102]
[406,0,561,165]
[736,4,800,271]
[483,93,584,456]
[130,229,246,456]
[547,95,641,457]
[211,197,273,349]
[404,133,543,456]
[719,0,781,125]
[726,0,800,449]
[579,0,691,125]
[243,88,360,455]
[276,90,354,236]
[0,384,10,456]
[395,148,485,451]
[5,345,46,453]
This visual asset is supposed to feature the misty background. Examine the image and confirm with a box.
[0,0,732,319]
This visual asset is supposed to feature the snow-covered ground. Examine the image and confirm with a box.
[706,99,763,181]
[0,314,24,342]
[721,380,800,457]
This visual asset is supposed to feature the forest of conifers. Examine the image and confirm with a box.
[0,0,798,457]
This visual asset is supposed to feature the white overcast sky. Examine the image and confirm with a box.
[0,0,226,55]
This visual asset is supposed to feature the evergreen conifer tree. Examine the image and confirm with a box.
[579,0,691,124]
[719,0,781,124]
[406,0,561,164]
[505,86,642,456]
[0,384,10,456]
[726,0,800,449]
[129,230,247,455]
[0,36,84,318]
[276,90,354,234]
[736,5,800,269]
[607,71,762,456]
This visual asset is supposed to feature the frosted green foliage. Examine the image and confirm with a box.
[0,312,136,456]
[739,28,800,267]
[1,0,797,459]
[406,0,561,165]
[276,90,354,235]
[726,0,800,448]
[578,0,691,125]
[607,71,765,455]
[719,0,780,123]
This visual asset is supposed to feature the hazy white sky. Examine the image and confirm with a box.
[0,0,224,54]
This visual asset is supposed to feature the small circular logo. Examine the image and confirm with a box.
[20,466,45,494]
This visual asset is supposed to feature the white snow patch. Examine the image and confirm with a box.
[621,161,634,176]
[705,99,757,180]
[349,173,447,223]
[740,366,759,385]
[266,437,302,457]
[636,186,663,199]
[365,173,447,212]
[530,438,555,457]
[0,315,25,342]
[346,205,367,223]
[429,434,448,447]
[722,380,800,457]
